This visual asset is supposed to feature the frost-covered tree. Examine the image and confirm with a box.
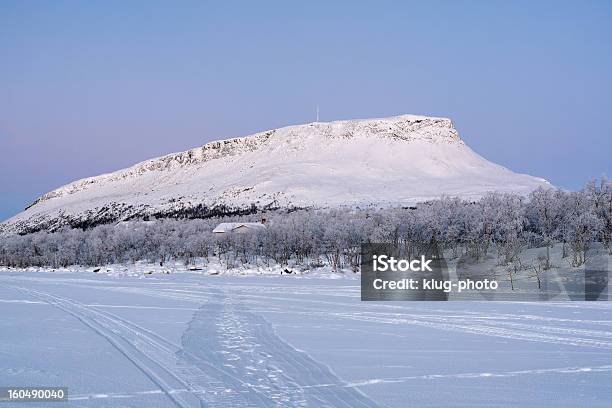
[584,177,612,252]
[563,191,604,266]
[527,186,560,268]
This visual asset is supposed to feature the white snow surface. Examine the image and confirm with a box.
[1,271,611,407]
[2,114,549,232]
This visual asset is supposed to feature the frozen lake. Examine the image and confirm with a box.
[1,271,612,407]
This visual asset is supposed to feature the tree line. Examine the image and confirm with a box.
[0,179,610,271]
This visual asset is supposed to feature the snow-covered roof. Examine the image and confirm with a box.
[213,222,267,233]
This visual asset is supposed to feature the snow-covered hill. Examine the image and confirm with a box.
[1,114,549,233]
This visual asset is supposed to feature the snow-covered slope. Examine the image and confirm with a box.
[2,114,549,233]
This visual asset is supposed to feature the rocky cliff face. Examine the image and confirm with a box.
[1,114,549,234]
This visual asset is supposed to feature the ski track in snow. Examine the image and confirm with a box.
[66,281,612,351]
[9,274,612,351]
[7,283,379,408]
[181,291,377,407]
[6,275,612,352]
[10,285,208,408]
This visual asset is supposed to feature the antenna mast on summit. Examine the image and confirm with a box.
[316,105,319,122]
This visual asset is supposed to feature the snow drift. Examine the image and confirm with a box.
[1,114,549,233]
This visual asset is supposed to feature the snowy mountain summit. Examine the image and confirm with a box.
[2,114,549,233]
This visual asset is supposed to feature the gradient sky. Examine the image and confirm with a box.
[1,0,611,221]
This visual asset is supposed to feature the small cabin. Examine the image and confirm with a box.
[213,219,267,234]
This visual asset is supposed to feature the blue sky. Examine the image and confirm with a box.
[1,0,611,221]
